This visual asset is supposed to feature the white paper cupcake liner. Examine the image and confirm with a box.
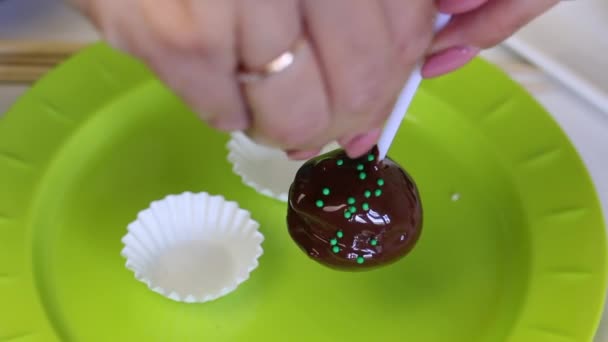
[227,132,339,202]
[121,192,264,303]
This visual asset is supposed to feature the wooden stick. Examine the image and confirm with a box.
[0,40,86,83]
[0,55,69,66]
[0,40,85,57]
[0,65,51,83]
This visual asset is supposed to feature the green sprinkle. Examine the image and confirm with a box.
[362,203,370,211]
[375,189,382,197]
[367,154,375,162]
[364,190,372,198]
[316,200,324,208]
[356,256,365,264]
[347,197,356,205]
[332,246,340,253]
[337,230,344,238]
[330,238,337,246]
[356,164,364,171]
[377,178,385,186]
[322,188,330,196]
[349,206,357,213]
[344,211,352,219]
[359,172,367,180]
[370,238,378,246]
[336,159,344,166]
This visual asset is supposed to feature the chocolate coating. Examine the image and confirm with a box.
[287,147,423,270]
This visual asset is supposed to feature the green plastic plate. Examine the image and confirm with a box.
[0,43,606,342]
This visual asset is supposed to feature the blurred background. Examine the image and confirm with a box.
[1,0,607,340]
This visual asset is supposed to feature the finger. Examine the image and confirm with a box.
[239,0,332,150]
[136,0,248,131]
[92,0,248,131]
[381,0,437,63]
[430,0,559,53]
[337,97,393,157]
[83,0,139,52]
[286,148,323,160]
[303,0,404,140]
[338,128,382,158]
[152,53,250,131]
[421,45,480,78]
[437,0,489,14]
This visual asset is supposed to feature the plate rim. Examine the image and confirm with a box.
[503,36,608,116]
[0,42,605,341]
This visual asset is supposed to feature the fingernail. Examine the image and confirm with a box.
[286,149,322,160]
[422,46,480,78]
[340,128,382,158]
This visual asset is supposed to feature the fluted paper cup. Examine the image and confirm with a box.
[227,132,339,202]
[121,192,264,303]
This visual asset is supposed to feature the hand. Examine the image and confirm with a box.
[71,0,438,159]
[422,0,559,78]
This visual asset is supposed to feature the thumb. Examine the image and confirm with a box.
[437,0,489,14]
[430,0,559,53]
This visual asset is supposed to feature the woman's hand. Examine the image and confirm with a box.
[422,0,559,78]
[71,0,438,159]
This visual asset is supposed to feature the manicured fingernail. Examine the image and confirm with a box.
[286,149,322,160]
[340,128,382,158]
[422,46,480,78]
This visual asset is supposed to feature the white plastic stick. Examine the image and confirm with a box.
[377,13,452,160]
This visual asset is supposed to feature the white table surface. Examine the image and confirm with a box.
[1,0,607,341]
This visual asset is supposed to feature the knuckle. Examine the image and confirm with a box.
[150,21,204,52]
[142,5,228,61]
